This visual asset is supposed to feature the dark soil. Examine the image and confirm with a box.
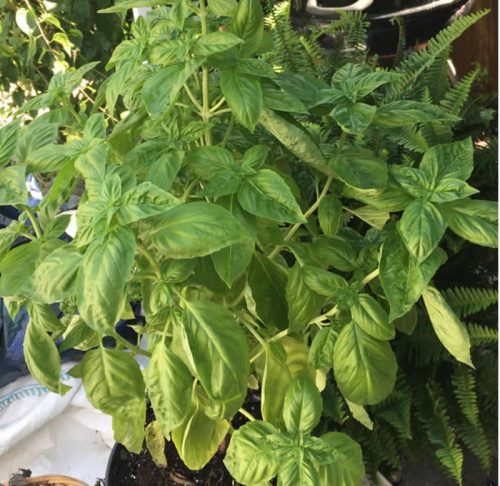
[106,393,262,486]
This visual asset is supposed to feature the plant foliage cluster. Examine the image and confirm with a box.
[0,0,497,484]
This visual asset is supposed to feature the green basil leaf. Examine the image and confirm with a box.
[0,164,27,206]
[310,237,358,272]
[200,172,242,197]
[303,266,348,297]
[422,286,473,367]
[76,227,136,334]
[151,202,247,259]
[352,294,394,340]
[142,62,198,117]
[24,318,70,395]
[235,59,276,79]
[258,108,331,176]
[16,119,59,165]
[229,0,264,57]
[238,169,306,223]
[99,0,171,13]
[398,199,447,262]
[278,457,319,486]
[329,147,387,191]
[309,326,337,370]
[391,166,431,199]
[374,101,459,127]
[380,229,446,321]
[112,399,146,454]
[193,31,243,56]
[145,340,193,436]
[248,253,288,329]
[81,347,145,414]
[224,420,279,485]
[60,316,100,352]
[220,70,263,132]
[333,323,397,405]
[318,194,343,237]
[430,177,478,203]
[0,122,20,167]
[286,264,324,332]
[32,245,82,303]
[118,182,180,225]
[0,222,23,262]
[346,400,373,430]
[0,240,41,296]
[146,151,183,192]
[347,205,390,230]
[211,237,254,288]
[393,307,418,335]
[209,0,238,16]
[318,432,365,486]
[282,376,322,435]
[241,145,269,171]
[263,88,309,114]
[182,300,249,403]
[419,138,473,182]
[330,102,376,134]
[441,199,498,248]
[172,403,229,470]
[187,145,236,179]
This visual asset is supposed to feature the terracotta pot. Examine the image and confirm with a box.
[2,475,88,486]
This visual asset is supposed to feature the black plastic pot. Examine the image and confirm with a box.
[291,0,475,55]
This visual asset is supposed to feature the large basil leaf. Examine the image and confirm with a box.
[278,457,319,486]
[303,266,349,297]
[309,326,337,370]
[193,32,243,56]
[26,302,65,334]
[0,240,41,296]
[238,169,305,223]
[0,164,28,206]
[262,87,309,114]
[329,147,387,191]
[318,195,343,237]
[333,323,397,405]
[310,237,358,272]
[318,432,365,486]
[24,317,70,395]
[374,101,459,127]
[118,182,180,225]
[282,376,322,435]
[442,199,498,248]
[422,286,473,367]
[352,294,394,340]
[145,340,193,436]
[76,227,136,334]
[142,61,198,116]
[430,177,478,203]
[172,403,229,470]
[32,245,82,303]
[82,347,145,453]
[224,421,279,485]
[380,229,446,321]
[398,199,447,262]
[330,102,376,134]
[146,151,183,192]
[286,264,324,332]
[419,138,473,181]
[211,238,254,288]
[248,253,288,329]
[151,202,247,259]
[229,0,264,57]
[220,69,263,132]
[0,122,19,167]
[187,145,236,179]
[182,300,249,405]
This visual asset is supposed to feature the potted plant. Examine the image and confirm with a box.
[0,0,496,484]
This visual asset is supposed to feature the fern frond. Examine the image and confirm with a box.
[443,286,498,318]
[456,421,492,472]
[435,445,463,485]
[421,48,451,103]
[466,323,498,347]
[441,67,480,116]
[451,366,479,427]
[385,126,429,153]
[390,16,407,66]
[385,10,489,101]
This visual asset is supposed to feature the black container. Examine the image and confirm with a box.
[291,0,475,55]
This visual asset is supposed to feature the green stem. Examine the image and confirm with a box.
[209,96,225,113]
[211,108,232,117]
[238,408,256,422]
[114,333,152,358]
[249,328,289,363]
[199,0,213,145]
[183,83,203,112]
[138,245,161,279]
[25,207,42,239]
[268,175,334,259]
[238,312,268,349]
[361,268,380,286]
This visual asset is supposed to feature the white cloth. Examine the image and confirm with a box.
[0,365,113,485]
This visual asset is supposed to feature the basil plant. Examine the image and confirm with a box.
[0,0,496,483]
